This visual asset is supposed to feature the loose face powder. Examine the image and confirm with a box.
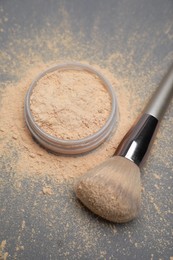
[25,63,118,154]
[30,68,110,139]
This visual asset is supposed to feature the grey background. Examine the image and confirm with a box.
[0,0,173,259]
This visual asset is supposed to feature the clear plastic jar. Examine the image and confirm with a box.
[24,63,118,155]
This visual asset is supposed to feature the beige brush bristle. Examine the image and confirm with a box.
[75,156,141,223]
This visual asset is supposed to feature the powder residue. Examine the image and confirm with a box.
[0,240,8,260]
[42,186,53,195]
[30,69,111,140]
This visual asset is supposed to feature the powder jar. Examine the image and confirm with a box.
[24,63,118,155]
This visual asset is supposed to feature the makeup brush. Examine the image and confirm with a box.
[75,64,173,223]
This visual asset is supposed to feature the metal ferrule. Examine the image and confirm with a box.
[115,114,158,166]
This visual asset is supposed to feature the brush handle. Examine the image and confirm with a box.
[115,64,173,166]
[144,64,173,120]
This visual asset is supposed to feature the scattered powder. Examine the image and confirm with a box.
[12,220,25,259]
[0,62,140,182]
[30,69,111,140]
[42,186,53,195]
[153,173,161,180]
[0,240,8,260]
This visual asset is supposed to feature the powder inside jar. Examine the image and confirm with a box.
[30,69,111,140]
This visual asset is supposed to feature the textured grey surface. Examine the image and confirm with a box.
[0,0,173,259]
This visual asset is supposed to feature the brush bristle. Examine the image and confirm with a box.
[75,156,141,223]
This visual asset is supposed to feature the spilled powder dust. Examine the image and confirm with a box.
[30,68,111,140]
[0,62,140,182]
[42,186,54,195]
[0,240,8,260]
